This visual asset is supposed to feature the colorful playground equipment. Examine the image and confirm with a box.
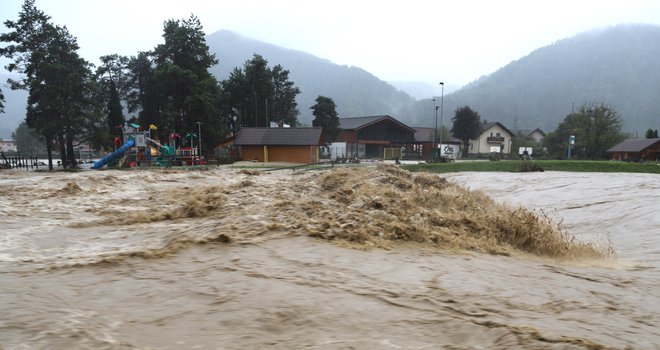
[92,123,205,169]
[92,139,135,169]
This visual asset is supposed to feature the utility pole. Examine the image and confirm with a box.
[265,98,269,127]
[196,122,203,164]
[432,98,437,160]
[253,91,258,127]
[438,82,444,157]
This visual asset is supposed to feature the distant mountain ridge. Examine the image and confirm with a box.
[206,30,415,125]
[0,31,417,138]
[388,81,461,101]
[2,25,659,139]
[0,74,27,139]
[431,24,660,133]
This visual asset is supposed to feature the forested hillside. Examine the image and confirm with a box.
[206,30,415,125]
[4,25,659,139]
[412,24,660,133]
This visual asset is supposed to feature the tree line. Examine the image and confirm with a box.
[0,0,340,170]
[449,103,635,160]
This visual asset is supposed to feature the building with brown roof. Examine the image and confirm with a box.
[413,127,461,160]
[338,115,416,159]
[234,127,324,163]
[606,138,660,161]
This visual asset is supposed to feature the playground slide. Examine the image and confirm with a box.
[92,139,135,169]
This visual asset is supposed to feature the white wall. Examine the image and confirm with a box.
[470,124,512,155]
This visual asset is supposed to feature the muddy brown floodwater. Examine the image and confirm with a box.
[0,166,658,349]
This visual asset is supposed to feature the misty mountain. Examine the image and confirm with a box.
[0,31,416,138]
[388,81,461,101]
[4,25,659,139]
[419,24,660,133]
[206,30,415,125]
[0,74,27,139]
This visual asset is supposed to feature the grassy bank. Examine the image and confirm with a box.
[402,160,660,174]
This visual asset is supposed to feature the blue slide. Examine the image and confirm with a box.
[92,139,135,169]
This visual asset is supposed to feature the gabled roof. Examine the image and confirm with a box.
[529,128,546,136]
[606,138,660,153]
[235,127,324,146]
[481,121,514,137]
[512,128,546,137]
[339,115,416,133]
[412,127,460,143]
[413,127,434,142]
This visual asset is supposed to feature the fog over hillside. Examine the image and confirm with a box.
[410,24,660,133]
[206,30,415,126]
[388,81,461,101]
[2,25,659,139]
[0,74,27,139]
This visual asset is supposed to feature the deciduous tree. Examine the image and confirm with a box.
[544,104,625,159]
[451,106,482,155]
[12,121,45,155]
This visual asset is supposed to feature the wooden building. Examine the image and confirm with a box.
[338,115,416,159]
[234,127,324,163]
[606,138,660,161]
[413,127,461,160]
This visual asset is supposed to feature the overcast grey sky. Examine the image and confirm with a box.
[2,0,660,86]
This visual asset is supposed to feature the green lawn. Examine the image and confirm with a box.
[402,160,660,174]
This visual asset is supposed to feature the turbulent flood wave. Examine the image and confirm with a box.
[303,165,609,259]
[3,165,610,270]
[1,166,658,349]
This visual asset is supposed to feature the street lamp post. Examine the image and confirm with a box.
[438,82,444,156]
[432,98,437,160]
[253,91,258,126]
[196,122,203,164]
[265,98,268,127]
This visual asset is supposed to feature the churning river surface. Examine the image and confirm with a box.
[0,167,658,349]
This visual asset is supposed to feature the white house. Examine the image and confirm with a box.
[513,128,546,143]
[0,139,17,153]
[468,121,514,155]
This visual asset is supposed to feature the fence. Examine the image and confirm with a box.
[383,147,402,160]
[320,146,350,160]
[1,152,43,169]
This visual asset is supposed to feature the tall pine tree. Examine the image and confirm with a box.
[152,14,220,153]
[0,0,97,169]
[311,96,340,144]
[220,55,300,130]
